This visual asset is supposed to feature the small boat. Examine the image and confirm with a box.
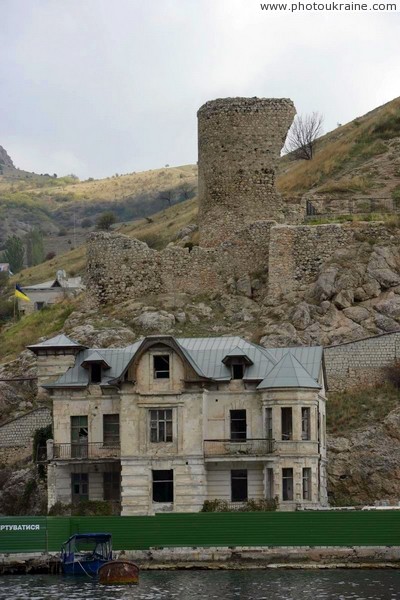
[60,533,113,577]
[98,560,140,585]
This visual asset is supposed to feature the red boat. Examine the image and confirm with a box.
[98,560,139,585]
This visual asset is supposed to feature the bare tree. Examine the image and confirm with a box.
[284,112,324,160]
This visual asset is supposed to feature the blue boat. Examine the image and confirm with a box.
[60,533,113,577]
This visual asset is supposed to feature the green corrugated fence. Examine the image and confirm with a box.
[1,512,400,554]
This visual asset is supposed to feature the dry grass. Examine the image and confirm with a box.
[0,300,75,361]
[327,383,400,435]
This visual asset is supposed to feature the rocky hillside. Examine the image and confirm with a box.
[0,145,15,171]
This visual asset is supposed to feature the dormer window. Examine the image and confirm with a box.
[90,363,102,384]
[153,355,170,379]
[222,347,253,381]
[232,363,244,380]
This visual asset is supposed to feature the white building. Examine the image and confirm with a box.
[18,270,84,314]
[29,334,328,514]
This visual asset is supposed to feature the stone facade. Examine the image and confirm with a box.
[325,332,400,392]
[197,97,296,246]
[0,407,52,448]
[41,336,327,515]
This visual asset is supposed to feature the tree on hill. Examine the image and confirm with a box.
[3,235,24,273]
[284,112,324,160]
[26,227,44,267]
[96,211,116,231]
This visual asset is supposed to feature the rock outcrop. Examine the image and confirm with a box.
[0,145,14,170]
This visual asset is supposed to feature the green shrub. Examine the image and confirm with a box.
[48,500,114,516]
[201,497,278,512]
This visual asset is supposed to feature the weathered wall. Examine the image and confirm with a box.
[325,332,400,391]
[0,408,52,448]
[86,221,274,305]
[268,222,395,301]
[197,97,296,247]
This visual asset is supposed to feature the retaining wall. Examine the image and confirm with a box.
[0,407,52,448]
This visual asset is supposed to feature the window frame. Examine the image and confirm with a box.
[90,363,102,384]
[265,407,273,440]
[103,471,121,501]
[301,407,311,441]
[281,407,293,441]
[266,467,274,500]
[231,363,245,380]
[71,472,89,503]
[302,467,312,501]
[150,409,173,443]
[153,354,170,379]
[230,409,247,441]
[103,414,120,446]
[282,467,294,501]
[152,469,174,503]
[231,469,248,502]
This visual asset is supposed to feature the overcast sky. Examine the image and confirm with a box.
[1,0,399,179]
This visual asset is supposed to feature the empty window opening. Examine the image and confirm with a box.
[231,469,248,502]
[266,468,274,500]
[35,302,45,311]
[150,409,173,443]
[152,469,174,503]
[301,407,311,441]
[103,414,120,445]
[71,472,89,503]
[230,409,247,440]
[153,355,170,379]
[103,471,121,502]
[281,408,293,441]
[232,363,244,380]
[282,468,294,501]
[265,407,273,440]
[90,363,102,384]
[302,467,312,501]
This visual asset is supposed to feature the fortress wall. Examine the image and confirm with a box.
[197,98,295,247]
[268,222,394,300]
[86,222,274,304]
[325,332,400,391]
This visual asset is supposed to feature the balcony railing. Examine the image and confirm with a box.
[204,438,275,457]
[52,442,121,460]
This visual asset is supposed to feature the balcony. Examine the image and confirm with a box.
[204,438,275,459]
[51,442,121,461]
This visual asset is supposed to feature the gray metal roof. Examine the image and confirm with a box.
[257,352,321,390]
[27,334,84,350]
[42,336,323,390]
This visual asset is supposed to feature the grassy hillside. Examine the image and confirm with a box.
[277,96,400,197]
[0,164,197,245]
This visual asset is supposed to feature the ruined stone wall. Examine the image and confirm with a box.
[197,97,296,247]
[0,407,52,447]
[86,222,274,304]
[268,222,395,301]
[325,332,400,391]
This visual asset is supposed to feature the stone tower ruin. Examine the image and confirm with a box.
[197,97,296,247]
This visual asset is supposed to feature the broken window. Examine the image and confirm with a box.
[90,363,102,384]
[231,469,248,502]
[71,472,89,503]
[230,409,247,440]
[266,468,274,500]
[150,409,173,443]
[265,407,273,439]
[153,355,170,379]
[301,407,311,441]
[302,467,312,501]
[103,471,121,501]
[152,469,174,503]
[282,468,293,501]
[103,414,120,445]
[232,363,244,380]
[71,416,88,458]
[281,407,293,441]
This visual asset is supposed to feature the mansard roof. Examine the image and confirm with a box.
[40,335,323,390]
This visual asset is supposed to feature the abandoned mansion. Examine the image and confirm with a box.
[30,333,328,514]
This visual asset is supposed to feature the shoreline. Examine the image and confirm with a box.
[1,546,400,575]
